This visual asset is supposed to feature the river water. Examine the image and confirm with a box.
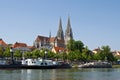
[0,68,120,80]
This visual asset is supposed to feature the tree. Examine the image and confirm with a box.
[62,52,68,61]
[101,45,115,61]
[24,51,32,58]
[81,46,93,61]
[56,52,68,61]
[93,53,101,60]
[93,45,116,62]
[67,39,84,52]
[3,47,10,58]
[68,51,76,61]
[67,39,75,51]
[31,49,40,58]
[67,50,81,61]
[0,47,4,57]
[47,51,55,59]
[74,50,82,60]
[67,40,86,61]
[14,50,22,58]
[74,41,84,52]
[54,53,61,61]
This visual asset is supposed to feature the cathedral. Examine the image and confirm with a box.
[33,17,73,51]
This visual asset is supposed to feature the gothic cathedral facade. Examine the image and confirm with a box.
[33,17,73,50]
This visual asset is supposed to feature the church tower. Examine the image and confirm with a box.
[65,16,73,45]
[57,17,64,40]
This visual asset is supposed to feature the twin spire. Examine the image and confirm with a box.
[56,17,73,45]
[57,17,64,40]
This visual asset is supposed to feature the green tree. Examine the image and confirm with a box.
[0,47,4,57]
[56,52,68,61]
[74,41,84,52]
[115,55,120,60]
[24,51,32,58]
[67,51,75,61]
[31,49,42,58]
[93,53,101,60]
[14,50,22,58]
[32,49,39,58]
[62,52,68,61]
[67,39,84,52]
[47,51,55,59]
[54,53,61,61]
[80,46,93,61]
[68,51,81,61]
[101,45,115,61]
[67,39,75,51]
[3,47,10,58]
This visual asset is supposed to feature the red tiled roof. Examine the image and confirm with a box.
[0,39,7,47]
[93,48,100,51]
[49,37,56,42]
[49,37,64,43]
[35,35,65,45]
[53,47,66,52]
[13,42,27,48]
[36,35,49,42]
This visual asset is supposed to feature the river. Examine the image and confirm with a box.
[0,68,120,80]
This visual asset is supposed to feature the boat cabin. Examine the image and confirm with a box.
[21,58,57,66]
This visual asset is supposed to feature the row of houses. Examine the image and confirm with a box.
[1,38,120,56]
[92,48,120,57]
[0,38,66,53]
[0,39,31,52]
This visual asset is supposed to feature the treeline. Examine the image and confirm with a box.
[67,39,117,62]
[0,39,118,62]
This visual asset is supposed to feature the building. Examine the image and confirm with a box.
[65,16,73,45]
[0,38,7,47]
[49,37,65,48]
[52,46,66,53]
[12,42,31,52]
[92,48,101,54]
[57,17,64,40]
[33,35,51,50]
[33,36,65,50]
[112,51,120,57]
[33,17,73,51]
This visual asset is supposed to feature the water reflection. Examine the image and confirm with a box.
[0,68,120,80]
[21,69,72,80]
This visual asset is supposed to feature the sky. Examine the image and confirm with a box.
[0,0,120,50]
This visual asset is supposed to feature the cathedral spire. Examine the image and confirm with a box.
[49,30,51,38]
[57,17,64,40]
[65,16,73,45]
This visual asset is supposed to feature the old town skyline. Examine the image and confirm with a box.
[0,0,120,50]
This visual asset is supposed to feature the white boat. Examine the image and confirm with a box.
[0,58,71,69]
[21,58,58,66]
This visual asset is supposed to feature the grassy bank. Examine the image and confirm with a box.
[112,65,120,68]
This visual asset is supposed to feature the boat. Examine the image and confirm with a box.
[0,58,71,69]
[77,61,112,68]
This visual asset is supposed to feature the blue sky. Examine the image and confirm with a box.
[0,0,120,50]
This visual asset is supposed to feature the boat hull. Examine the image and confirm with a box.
[0,64,71,69]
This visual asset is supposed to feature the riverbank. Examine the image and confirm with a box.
[112,65,120,68]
